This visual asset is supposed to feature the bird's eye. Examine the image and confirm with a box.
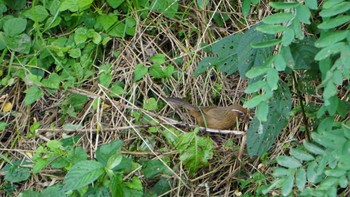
[232,109,245,116]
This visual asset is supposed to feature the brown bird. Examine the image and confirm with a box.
[166,97,248,130]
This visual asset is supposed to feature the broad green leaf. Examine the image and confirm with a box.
[296,5,311,24]
[133,64,148,82]
[74,27,88,45]
[262,13,294,24]
[242,0,251,17]
[107,0,124,8]
[305,0,317,10]
[68,48,81,58]
[256,24,287,34]
[318,16,350,29]
[296,168,306,191]
[143,98,158,111]
[23,5,49,22]
[110,83,126,96]
[247,82,291,157]
[290,38,319,70]
[245,66,270,79]
[251,39,281,48]
[3,18,27,36]
[282,28,295,46]
[339,175,348,188]
[244,80,267,93]
[163,64,174,77]
[318,177,338,190]
[150,54,166,65]
[276,156,301,168]
[319,2,350,17]
[149,65,165,78]
[106,153,122,170]
[323,82,337,100]
[95,14,118,31]
[176,132,214,175]
[42,73,61,89]
[24,86,43,106]
[96,140,123,166]
[141,159,172,179]
[4,166,31,183]
[315,30,349,48]
[256,101,269,121]
[3,0,26,10]
[269,2,300,9]
[303,140,325,155]
[266,68,279,90]
[290,148,314,161]
[5,33,31,53]
[150,0,179,18]
[325,169,346,177]
[332,69,343,85]
[62,160,105,191]
[281,176,294,196]
[197,0,209,10]
[323,0,344,9]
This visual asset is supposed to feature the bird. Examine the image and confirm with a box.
[166,97,248,130]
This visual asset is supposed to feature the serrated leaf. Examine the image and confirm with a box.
[319,2,350,17]
[150,54,166,65]
[277,156,301,168]
[24,86,43,106]
[62,160,104,191]
[262,13,294,24]
[143,98,158,111]
[133,64,148,82]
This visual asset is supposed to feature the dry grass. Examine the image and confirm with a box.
[0,0,308,196]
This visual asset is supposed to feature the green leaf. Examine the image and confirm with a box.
[0,121,7,131]
[62,160,105,191]
[318,16,350,29]
[24,86,43,106]
[323,82,337,100]
[302,140,325,155]
[143,98,158,111]
[319,2,350,17]
[4,166,31,183]
[141,159,171,179]
[107,0,124,8]
[325,169,346,177]
[5,33,32,53]
[133,64,148,82]
[256,24,288,34]
[245,66,270,79]
[242,0,251,17]
[272,167,290,177]
[95,14,118,32]
[315,30,349,48]
[163,64,174,77]
[23,5,49,22]
[266,68,279,90]
[247,82,292,157]
[150,54,166,65]
[197,0,209,10]
[296,168,306,191]
[106,153,122,171]
[281,175,294,196]
[251,39,282,48]
[262,13,294,24]
[292,17,304,39]
[290,148,314,161]
[296,5,311,24]
[315,42,346,61]
[276,156,301,168]
[149,65,165,78]
[244,92,273,109]
[269,2,300,9]
[68,48,81,58]
[282,28,295,46]
[176,132,214,175]
[42,73,61,89]
[290,38,319,70]
[150,0,179,18]
[256,101,269,121]
[96,140,123,166]
[274,53,287,71]
[74,27,88,45]
[110,83,126,96]
[3,18,27,36]
[244,80,267,93]
[305,0,318,10]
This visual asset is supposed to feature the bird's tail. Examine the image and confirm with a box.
[166,97,197,111]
